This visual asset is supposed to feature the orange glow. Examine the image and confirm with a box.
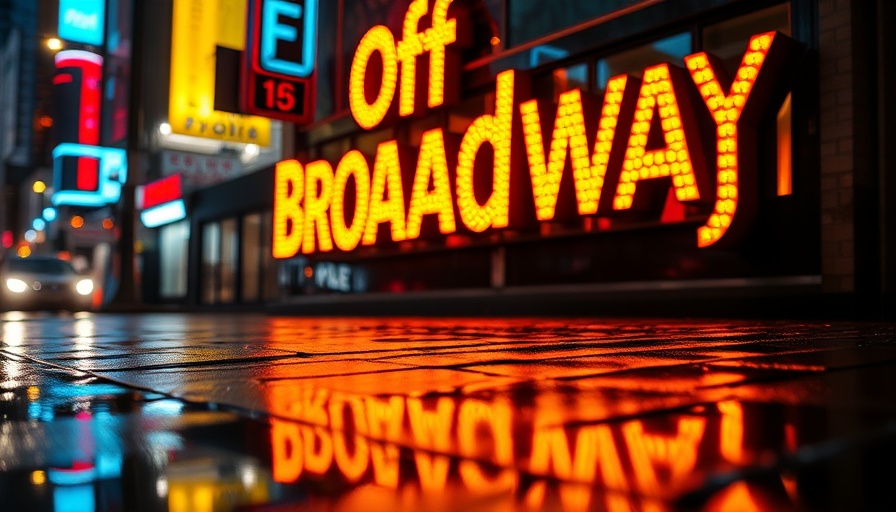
[363,141,408,245]
[520,75,629,220]
[719,401,745,464]
[530,423,628,491]
[303,161,335,255]
[456,70,515,232]
[17,246,31,258]
[614,64,700,211]
[407,128,457,239]
[777,92,793,196]
[407,397,455,492]
[457,398,516,492]
[329,394,371,483]
[70,215,85,229]
[622,417,706,496]
[350,25,398,129]
[301,426,334,475]
[331,151,371,252]
[38,115,53,128]
[102,218,114,230]
[272,419,303,483]
[273,160,304,259]
[396,0,428,117]
[365,396,405,488]
[686,32,777,247]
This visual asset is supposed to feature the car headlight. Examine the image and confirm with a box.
[76,279,94,296]
[6,278,28,293]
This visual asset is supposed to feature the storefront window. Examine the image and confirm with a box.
[507,0,651,47]
[596,32,691,93]
[242,213,262,302]
[159,221,189,299]
[219,218,238,304]
[201,222,220,305]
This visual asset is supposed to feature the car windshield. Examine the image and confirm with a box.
[5,259,77,275]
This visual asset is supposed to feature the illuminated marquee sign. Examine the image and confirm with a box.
[58,0,105,46]
[169,0,271,145]
[242,0,318,124]
[52,144,127,207]
[273,0,797,259]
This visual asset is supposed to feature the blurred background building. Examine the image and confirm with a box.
[0,0,893,317]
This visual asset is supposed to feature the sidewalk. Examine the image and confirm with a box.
[3,313,896,511]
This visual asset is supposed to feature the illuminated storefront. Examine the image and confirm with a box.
[134,0,895,315]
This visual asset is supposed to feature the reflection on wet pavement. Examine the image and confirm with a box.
[2,313,896,510]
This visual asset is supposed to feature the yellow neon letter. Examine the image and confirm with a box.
[329,394,370,483]
[301,426,334,475]
[520,76,630,220]
[350,25,398,130]
[331,150,371,252]
[457,399,516,492]
[456,70,515,232]
[686,32,779,247]
[363,141,408,245]
[614,64,700,211]
[396,0,428,117]
[302,160,334,254]
[425,0,458,108]
[407,128,457,239]
[273,159,303,259]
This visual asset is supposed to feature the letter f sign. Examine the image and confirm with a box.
[259,0,318,78]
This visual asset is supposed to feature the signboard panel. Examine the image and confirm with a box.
[242,0,318,124]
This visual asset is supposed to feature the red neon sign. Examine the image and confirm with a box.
[54,50,103,192]
[138,174,183,210]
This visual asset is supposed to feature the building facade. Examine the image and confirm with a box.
[133,0,894,318]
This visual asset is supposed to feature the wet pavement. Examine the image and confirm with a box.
[2,313,896,511]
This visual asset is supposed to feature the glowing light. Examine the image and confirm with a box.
[71,215,85,228]
[159,123,172,136]
[301,426,334,475]
[457,399,516,492]
[17,246,31,258]
[140,200,186,228]
[349,25,398,130]
[363,141,408,245]
[622,417,706,496]
[457,70,515,232]
[396,0,428,117]
[686,32,778,247]
[520,75,630,220]
[302,160,334,254]
[273,159,304,259]
[102,218,114,230]
[331,150,371,252]
[31,470,47,485]
[614,64,700,211]
[43,207,58,222]
[329,395,370,483]
[46,38,63,51]
[33,219,47,231]
[272,419,303,483]
[33,181,47,193]
[407,128,457,239]
[407,397,455,492]
[424,0,458,109]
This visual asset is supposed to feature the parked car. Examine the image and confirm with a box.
[0,256,94,311]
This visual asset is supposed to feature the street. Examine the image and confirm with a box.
[2,312,896,511]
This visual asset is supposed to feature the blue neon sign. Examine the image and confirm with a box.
[52,144,127,207]
[58,0,106,46]
[258,0,317,78]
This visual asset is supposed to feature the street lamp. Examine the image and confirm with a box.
[46,38,63,51]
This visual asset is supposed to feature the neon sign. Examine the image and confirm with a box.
[58,0,105,46]
[243,0,318,124]
[52,144,127,207]
[137,174,187,228]
[273,0,797,258]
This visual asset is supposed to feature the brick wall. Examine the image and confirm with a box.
[817,0,855,293]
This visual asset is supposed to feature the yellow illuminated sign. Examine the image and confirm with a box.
[272,2,797,258]
[169,0,271,145]
[613,64,702,211]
